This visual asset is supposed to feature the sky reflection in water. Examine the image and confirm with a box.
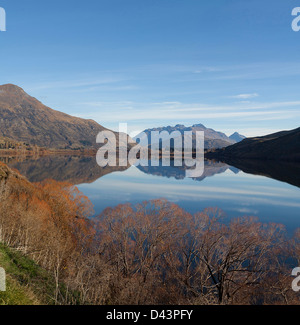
[77,164,300,234]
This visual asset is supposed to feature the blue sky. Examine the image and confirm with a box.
[0,0,300,137]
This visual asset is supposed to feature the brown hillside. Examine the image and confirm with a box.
[0,84,107,149]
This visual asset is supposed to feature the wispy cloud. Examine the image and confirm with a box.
[71,99,300,137]
[27,77,130,91]
[76,99,300,120]
[229,93,259,99]
[193,67,222,74]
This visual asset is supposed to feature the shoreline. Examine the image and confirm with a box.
[0,148,97,157]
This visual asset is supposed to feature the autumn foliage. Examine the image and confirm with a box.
[0,161,299,305]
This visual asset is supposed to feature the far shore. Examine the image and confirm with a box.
[0,148,97,157]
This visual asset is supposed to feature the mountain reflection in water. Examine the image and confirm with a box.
[2,155,300,233]
[3,155,300,189]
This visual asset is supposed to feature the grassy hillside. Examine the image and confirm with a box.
[0,243,80,305]
[0,243,51,305]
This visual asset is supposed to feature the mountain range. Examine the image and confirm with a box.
[134,124,246,150]
[0,84,249,152]
[2,83,297,164]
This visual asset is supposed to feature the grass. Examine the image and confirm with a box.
[0,243,57,305]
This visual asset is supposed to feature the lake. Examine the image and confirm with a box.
[3,155,300,234]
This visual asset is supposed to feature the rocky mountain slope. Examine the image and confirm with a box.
[0,84,109,149]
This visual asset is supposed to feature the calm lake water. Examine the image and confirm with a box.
[3,155,300,234]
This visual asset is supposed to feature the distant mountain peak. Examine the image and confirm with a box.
[231,132,244,136]
[134,123,239,150]
[192,123,206,128]
[229,132,246,143]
